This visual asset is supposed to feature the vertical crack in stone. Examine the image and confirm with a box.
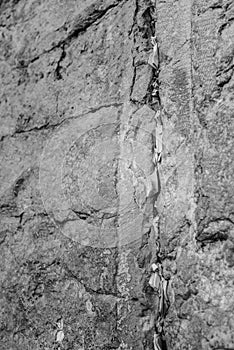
[128,0,170,348]
[129,0,156,105]
[145,8,169,349]
[54,44,66,80]
[129,0,139,104]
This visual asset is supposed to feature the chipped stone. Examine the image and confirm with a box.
[151,263,158,272]
[148,36,159,69]
[149,271,161,290]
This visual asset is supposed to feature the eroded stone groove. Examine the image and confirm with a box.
[127,1,171,348]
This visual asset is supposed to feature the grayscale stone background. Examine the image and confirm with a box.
[0,0,233,349]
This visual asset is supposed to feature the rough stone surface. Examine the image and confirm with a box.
[0,0,233,349]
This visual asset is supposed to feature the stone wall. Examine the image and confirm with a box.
[0,0,233,349]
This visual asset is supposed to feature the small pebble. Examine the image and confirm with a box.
[56,330,64,343]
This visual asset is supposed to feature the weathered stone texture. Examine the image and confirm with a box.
[155,0,234,349]
[0,0,234,349]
